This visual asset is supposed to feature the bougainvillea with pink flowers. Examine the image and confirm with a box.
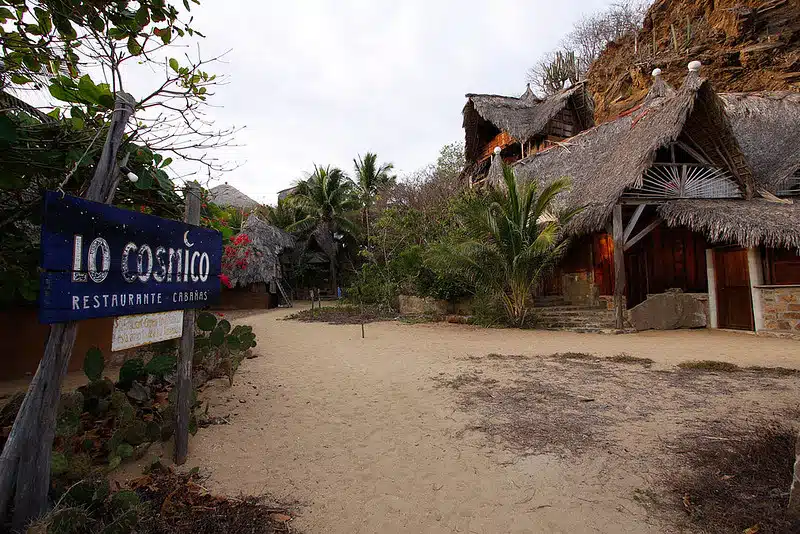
[221,233,259,288]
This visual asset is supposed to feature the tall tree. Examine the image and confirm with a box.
[427,165,577,326]
[0,0,235,527]
[353,152,395,244]
[288,165,359,291]
[527,0,647,95]
[258,197,300,230]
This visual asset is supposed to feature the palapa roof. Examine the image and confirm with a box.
[719,91,800,194]
[226,214,295,288]
[659,199,800,250]
[463,82,594,162]
[209,183,260,211]
[516,70,755,237]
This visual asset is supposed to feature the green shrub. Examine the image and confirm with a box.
[83,346,104,382]
[194,313,256,385]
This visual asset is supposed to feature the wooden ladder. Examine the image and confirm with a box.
[276,278,293,308]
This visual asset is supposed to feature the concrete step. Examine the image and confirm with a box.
[537,320,617,328]
[536,310,613,318]
[533,305,607,312]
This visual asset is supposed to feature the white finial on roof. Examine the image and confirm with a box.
[493,146,501,156]
[652,68,662,77]
[688,60,702,72]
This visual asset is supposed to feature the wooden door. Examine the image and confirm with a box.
[713,248,754,330]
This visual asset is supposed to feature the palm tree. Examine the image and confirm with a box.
[288,165,360,291]
[427,165,578,327]
[353,152,395,244]
[259,198,299,230]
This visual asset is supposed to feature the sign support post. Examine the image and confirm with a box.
[0,93,135,530]
[175,181,201,465]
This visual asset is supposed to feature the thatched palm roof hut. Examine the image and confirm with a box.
[209,183,260,211]
[515,68,800,250]
[225,214,295,288]
[462,82,595,180]
[720,91,800,195]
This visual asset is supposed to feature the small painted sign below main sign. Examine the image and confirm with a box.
[112,311,184,351]
[39,192,222,323]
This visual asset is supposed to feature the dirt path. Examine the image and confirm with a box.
[145,306,799,533]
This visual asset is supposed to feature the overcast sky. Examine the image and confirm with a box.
[146,0,620,204]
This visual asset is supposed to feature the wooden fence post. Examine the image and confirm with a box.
[174,181,201,465]
[612,204,626,330]
[0,92,135,531]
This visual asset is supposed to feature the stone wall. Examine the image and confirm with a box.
[562,271,599,306]
[759,286,800,333]
[398,295,449,315]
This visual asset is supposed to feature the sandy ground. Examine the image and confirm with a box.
[6,305,800,533]
[166,305,800,534]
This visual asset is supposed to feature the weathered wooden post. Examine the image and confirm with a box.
[790,432,800,517]
[174,181,201,465]
[0,92,135,530]
[612,204,626,330]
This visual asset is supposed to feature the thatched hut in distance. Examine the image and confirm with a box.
[209,183,261,211]
[462,82,595,184]
[508,62,800,335]
[218,214,296,310]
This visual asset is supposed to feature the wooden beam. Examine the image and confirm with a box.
[619,198,665,205]
[612,204,626,330]
[623,204,646,243]
[624,219,661,252]
[175,181,201,465]
[677,138,712,165]
[0,93,136,531]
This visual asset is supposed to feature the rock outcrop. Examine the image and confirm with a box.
[588,0,800,123]
[628,292,708,330]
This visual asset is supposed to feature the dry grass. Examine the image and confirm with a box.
[606,353,654,367]
[436,351,800,531]
[486,353,528,361]
[550,352,600,362]
[285,305,397,325]
[747,366,800,377]
[679,360,800,377]
[667,422,800,534]
[678,360,742,372]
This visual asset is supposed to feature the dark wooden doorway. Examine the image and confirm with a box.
[713,248,754,330]
[625,249,648,308]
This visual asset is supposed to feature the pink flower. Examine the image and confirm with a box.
[219,274,232,288]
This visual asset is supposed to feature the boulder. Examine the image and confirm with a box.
[629,293,707,331]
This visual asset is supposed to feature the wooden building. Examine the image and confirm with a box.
[462,82,595,184]
[509,64,800,334]
[219,214,295,309]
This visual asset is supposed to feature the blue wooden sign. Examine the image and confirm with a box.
[39,192,222,323]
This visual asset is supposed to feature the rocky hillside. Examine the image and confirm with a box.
[588,0,800,122]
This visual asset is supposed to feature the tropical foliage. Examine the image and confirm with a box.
[258,197,299,230]
[0,0,236,310]
[353,152,395,242]
[427,166,577,326]
[287,165,360,289]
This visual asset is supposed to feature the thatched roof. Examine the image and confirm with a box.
[463,82,594,162]
[719,91,800,194]
[659,199,800,250]
[209,184,260,210]
[516,71,754,236]
[226,215,295,288]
